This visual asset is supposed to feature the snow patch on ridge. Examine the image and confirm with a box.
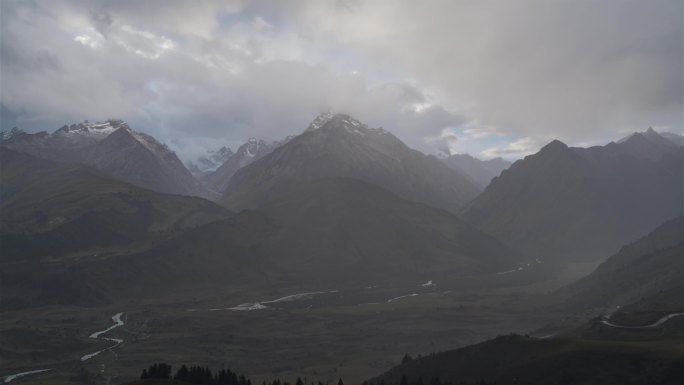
[307,112,335,131]
[305,113,379,137]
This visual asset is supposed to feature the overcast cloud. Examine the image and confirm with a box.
[1,0,681,161]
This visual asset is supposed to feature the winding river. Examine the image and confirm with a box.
[2,369,52,384]
[2,312,125,383]
[191,290,340,312]
[81,312,125,361]
[601,312,684,329]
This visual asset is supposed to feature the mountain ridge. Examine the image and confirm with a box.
[558,215,684,311]
[1,120,207,197]
[462,128,683,262]
[221,114,481,213]
[202,137,291,194]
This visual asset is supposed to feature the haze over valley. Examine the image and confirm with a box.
[1,1,682,385]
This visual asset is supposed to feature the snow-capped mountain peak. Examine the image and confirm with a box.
[185,146,235,175]
[306,113,363,132]
[243,138,262,158]
[304,113,390,138]
[1,118,206,197]
[306,112,335,131]
[202,136,293,193]
[54,119,130,140]
[1,127,24,141]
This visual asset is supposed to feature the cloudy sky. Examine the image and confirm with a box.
[1,0,681,162]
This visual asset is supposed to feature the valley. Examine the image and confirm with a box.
[1,275,567,384]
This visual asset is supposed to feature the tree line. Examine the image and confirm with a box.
[141,363,252,385]
[139,363,501,385]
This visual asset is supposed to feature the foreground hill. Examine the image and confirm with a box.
[0,148,230,237]
[372,334,683,385]
[94,177,523,300]
[0,148,231,309]
[558,215,683,311]
[1,120,207,197]
[462,128,683,262]
[222,114,480,213]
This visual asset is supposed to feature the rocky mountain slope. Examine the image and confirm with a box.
[462,128,683,262]
[558,215,683,311]
[1,120,207,197]
[202,137,289,194]
[186,146,234,176]
[222,114,481,213]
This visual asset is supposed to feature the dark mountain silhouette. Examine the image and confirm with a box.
[0,148,229,237]
[462,129,683,262]
[0,148,231,309]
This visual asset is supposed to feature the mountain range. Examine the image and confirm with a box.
[186,146,234,176]
[1,120,207,197]
[202,137,290,194]
[2,113,683,384]
[3,117,681,268]
[0,131,523,307]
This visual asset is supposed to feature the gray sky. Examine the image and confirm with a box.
[1,0,681,162]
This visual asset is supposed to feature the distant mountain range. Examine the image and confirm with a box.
[202,137,291,194]
[1,120,207,197]
[441,153,511,190]
[186,146,234,176]
[462,127,683,262]
[3,117,681,265]
[222,113,481,213]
